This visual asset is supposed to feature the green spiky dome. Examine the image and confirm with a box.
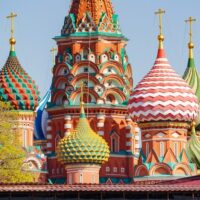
[57,106,110,165]
[183,58,200,101]
[0,50,40,110]
[187,124,200,169]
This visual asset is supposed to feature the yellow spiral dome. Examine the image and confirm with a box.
[56,103,110,165]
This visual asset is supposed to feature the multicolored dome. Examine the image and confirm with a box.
[0,46,40,111]
[183,38,200,102]
[187,122,200,169]
[56,102,110,165]
[128,37,199,123]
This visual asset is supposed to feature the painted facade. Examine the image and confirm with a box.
[46,0,139,184]
[0,13,47,182]
[128,11,199,179]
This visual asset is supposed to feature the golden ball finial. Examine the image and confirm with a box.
[188,42,194,49]
[9,37,16,45]
[192,121,196,128]
[158,34,164,42]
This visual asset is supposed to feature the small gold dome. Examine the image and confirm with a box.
[56,107,110,165]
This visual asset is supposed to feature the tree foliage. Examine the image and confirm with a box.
[0,101,34,183]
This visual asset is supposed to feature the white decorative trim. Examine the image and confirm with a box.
[64,115,71,120]
[47,119,52,123]
[97,123,104,128]
[172,132,180,138]
[142,138,187,142]
[97,131,104,136]
[65,132,71,136]
[47,143,52,148]
[135,135,139,140]
[126,142,132,147]
[126,133,132,138]
[126,125,131,130]
[156,132,166,138]
[47,126,52,131]
[97,114,105,120]
[135,144,140,148]
[46,134,52,139]
[64,124,72,129]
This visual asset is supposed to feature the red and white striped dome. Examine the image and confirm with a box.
[128,47,199,122]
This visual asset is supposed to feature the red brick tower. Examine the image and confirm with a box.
[46,0,138,183]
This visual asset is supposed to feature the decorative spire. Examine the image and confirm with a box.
[6,12,17,53]
[185,17,196,59]
[69,0,114,25]
[155,9,165,49]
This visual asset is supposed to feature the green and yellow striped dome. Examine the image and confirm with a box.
[56,103,110,165]
[187,123,200,169]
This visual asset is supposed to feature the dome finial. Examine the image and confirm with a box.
[185,16,196,59]
[6,12,17,52]
[80,82,86,118]
[155,9,165,49]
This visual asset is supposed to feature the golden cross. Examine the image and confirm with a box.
[155,9,165,35]
[50,47,57,65]
[6,12,17,38]
[185,16,196,43]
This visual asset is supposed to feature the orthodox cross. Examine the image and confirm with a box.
[155,9,165,35]
[6,12,17,38]
[50,47,57,65]
[185,16,196,43]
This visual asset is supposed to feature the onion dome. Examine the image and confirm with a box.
[187,122,200,168]
[56,100,110,165]
[0,17,40,110]
[183,19,200,101]
[34,89,51,140]
[128,32,199,123]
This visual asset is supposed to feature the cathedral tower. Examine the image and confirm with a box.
[128,9,199,179]
[46,0,138,183]
[0,12,40,148]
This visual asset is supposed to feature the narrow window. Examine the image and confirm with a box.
[174,143,178,157]
[160,142,165,157]
[23,129,27,148]
[146,143,149,157]
[80,173,83,183]
[69,174,72,184]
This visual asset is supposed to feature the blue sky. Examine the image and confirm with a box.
[0,0,200,97]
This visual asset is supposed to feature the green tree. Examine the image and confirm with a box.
[0,101,34,183]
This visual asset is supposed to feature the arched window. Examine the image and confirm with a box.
[106,167,110,173]
[111,132,119,152]
[75,54,81,62]
[80,173,83,183]
[146,143,149,157]
[69,174,72,184]
[106,94,115,104]
[55,135,61,150]
[91,175,95,183]
[101,54,108,63]
[88,53,95,63]
[174,143,178,157]
[160,142,165,157]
